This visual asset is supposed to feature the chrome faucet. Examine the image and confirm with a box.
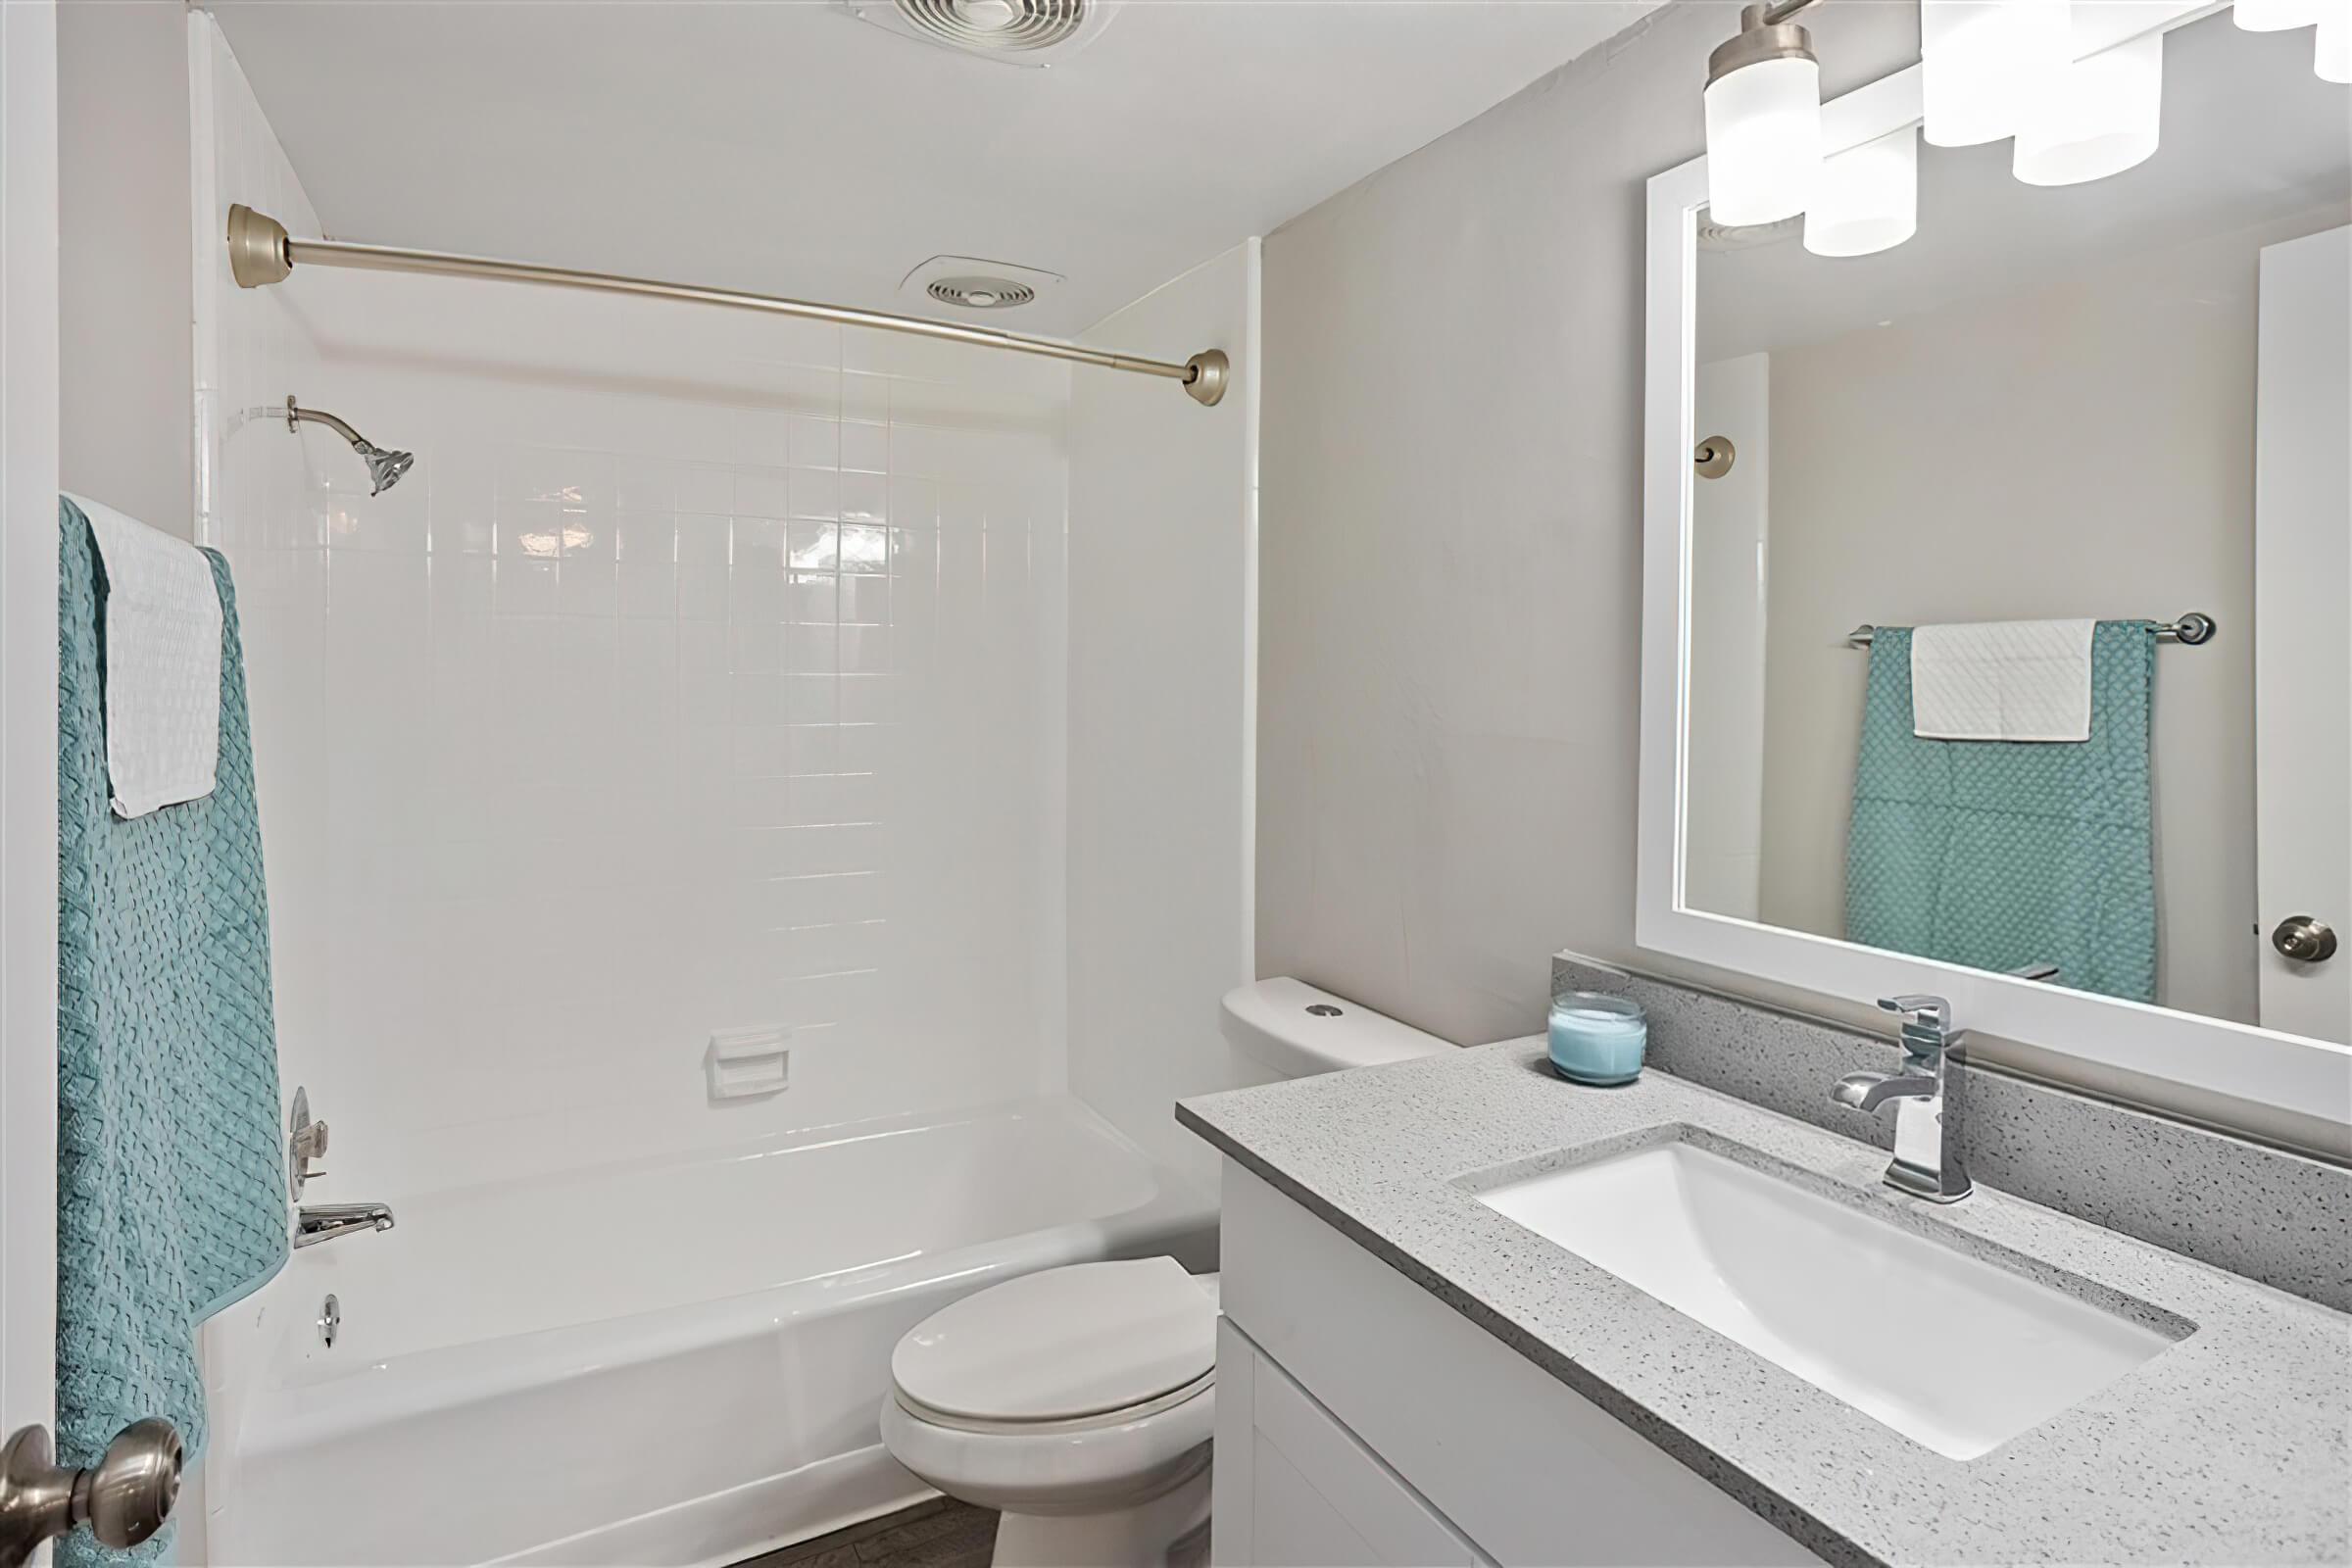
[1831,994,1972,1203]
[293,1202,395,1250]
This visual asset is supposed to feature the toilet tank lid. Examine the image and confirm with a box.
[1219,978,1454,1079]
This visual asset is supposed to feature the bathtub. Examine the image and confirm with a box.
[205,1097,1216,1567]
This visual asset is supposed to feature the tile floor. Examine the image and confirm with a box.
[736,1498,997,1568]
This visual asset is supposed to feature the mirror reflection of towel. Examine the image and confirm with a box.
[1911,617,2095,743]
[1847,622,2156,1004]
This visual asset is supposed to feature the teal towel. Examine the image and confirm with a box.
[1846,622,2157,1004]
[55,499,288,1568]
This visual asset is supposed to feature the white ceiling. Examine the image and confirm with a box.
[209,0,1666,339]
[1699,12,2352,359]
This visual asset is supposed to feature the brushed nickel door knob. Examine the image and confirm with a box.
[0,1417,181,1567]
[80,1419,181,1550]
[2271,915,2338,964]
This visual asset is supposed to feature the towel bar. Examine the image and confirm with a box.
[1846,612,2215,647]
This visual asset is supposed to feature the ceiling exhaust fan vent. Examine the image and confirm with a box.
[926,276,1037,310]
[843,0,1122,66]
[901,254,1063,314]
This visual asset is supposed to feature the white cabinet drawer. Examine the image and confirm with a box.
[1213,1317,1488,1567]
[1217,1160,1821,1568]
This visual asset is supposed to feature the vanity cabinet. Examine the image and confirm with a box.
[1210,1161,1821,1568]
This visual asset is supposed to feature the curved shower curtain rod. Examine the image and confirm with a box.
[224,205,1230,408]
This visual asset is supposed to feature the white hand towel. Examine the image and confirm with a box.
[70,493,224,817]
[1910,617,2095,743]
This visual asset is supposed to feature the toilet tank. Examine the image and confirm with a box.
[1218,978,1455,1079]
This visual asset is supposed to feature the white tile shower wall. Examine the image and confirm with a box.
[197,29,1070,1199]
[189,13,329,1142]
[186,20,324,1558]
[1067,241,1274,1195]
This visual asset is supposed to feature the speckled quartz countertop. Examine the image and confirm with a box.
[1176,1040,2352,1568]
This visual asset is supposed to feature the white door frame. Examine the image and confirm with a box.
[1,0,62,1466]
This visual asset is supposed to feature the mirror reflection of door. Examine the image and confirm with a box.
[1681,11,2350,1041]
[1686,357,1770,924]
[2254,224,2349,1045]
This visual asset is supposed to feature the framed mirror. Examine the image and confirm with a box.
[1638,0,2351,1128]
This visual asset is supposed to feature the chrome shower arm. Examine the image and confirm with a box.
[283,397,364,447]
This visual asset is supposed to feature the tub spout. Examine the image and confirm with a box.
[294,1202,395,1250]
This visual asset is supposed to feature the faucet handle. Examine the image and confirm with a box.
[1878,994,1949,1029]
[1879,996,1958,1068]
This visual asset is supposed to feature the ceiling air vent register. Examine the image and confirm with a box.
[842,0,1122,66]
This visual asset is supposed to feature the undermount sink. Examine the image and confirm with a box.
[1471,1134,2184,1460]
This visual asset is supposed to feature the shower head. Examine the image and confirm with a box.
[355,442,415,496]
[284,396,415,496]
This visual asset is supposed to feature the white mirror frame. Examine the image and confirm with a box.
[1637,0,2352,1128]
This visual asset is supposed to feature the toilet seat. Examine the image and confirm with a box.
[890,1257,1216,1426]
[894,1367,1215,1436]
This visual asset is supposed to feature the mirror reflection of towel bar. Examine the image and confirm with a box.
[1845,612,2216,647]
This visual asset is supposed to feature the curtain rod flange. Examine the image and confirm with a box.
[227,203,292,288]
[1183,350,1230,407]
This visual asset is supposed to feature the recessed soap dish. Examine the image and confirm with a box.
[707,1026,791,1102]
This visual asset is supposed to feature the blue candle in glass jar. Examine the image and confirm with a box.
[1547,992,1647,1086]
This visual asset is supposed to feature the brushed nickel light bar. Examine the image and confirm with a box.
[224,205,1229,407]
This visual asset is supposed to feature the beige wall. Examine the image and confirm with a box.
[1750,220,2339,1028]
[58,0,192,537]
[1254,0,1917,1048]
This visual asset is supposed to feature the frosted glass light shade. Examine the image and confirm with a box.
[1705,55,1822,227]
[2232,0,2323,30]
[1805,125,1920,257]
[2319,2,2350,82]
[2014,31,2164,186]
[1922,0,2072,147]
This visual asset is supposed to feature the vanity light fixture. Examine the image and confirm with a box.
[2013,29,2164,187]
[1707,0,2346,259]
[1805,123,1920,257]
[1920,0,2071,147]
[2317,3,2349,83]
[2231,0,2322,29]
[2236,0,2351,82]
[1703,2,1823,226]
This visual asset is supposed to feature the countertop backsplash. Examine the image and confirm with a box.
[1553,955,2352,1314]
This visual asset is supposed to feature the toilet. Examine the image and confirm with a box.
[878,978,1453,1567]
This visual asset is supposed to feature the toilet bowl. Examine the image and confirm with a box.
[880,1257,1221,1566]
[878,979,1455,1567]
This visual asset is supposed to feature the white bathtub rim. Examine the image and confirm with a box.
[372,1092,1150,1212]
[486,1444,933,1568]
